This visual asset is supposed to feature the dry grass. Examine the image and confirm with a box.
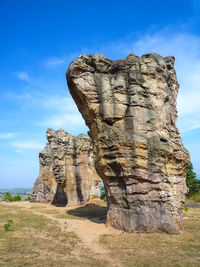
[0,203,108,267]
[0,202,200,267]
[99,208,200,267]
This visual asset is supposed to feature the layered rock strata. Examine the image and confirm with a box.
[66,53,190,233]
[31,129,101,205]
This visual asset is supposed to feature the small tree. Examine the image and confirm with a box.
[186,162,200,197]
[4,192,12,201]
[12,194,21,201]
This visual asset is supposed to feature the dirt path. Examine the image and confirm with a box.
[33,210,115,255]
[8,201,121,266]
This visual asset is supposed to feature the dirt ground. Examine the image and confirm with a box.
[11,201,117,256]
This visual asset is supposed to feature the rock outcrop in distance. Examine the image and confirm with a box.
[31,128,101,206]
[67,53,190,233]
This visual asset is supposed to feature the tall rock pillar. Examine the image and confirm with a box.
[66,53,190,233]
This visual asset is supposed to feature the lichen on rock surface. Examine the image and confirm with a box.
[66,53,190,233]
[31,128,101,206]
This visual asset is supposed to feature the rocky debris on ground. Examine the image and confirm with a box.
[67,53,190,233]
[31,128,101,205]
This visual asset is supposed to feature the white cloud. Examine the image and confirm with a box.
[10,141,43,150]
[39,113,85,128]
[16,71,30,82]
[44,52,81,68]
[6,91,88,134]
[36,95,88,131]
[6,92,33,100]
[0,133,16,139]
[39,95,78,113]
[181,123,200,133]
[44,57,65,67]
[6,92,77,112]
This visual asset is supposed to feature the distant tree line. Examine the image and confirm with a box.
[1,192,30,201]
[4,192,21,201]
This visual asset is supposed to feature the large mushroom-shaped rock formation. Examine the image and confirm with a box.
[66,53,190,233]
[31,128,101,205]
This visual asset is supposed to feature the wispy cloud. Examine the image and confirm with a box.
[44,57,65,67]
[36,95,88,130]
[44,52,81,68]
[39,95,78,112]
[6,92,33,100]
[0,133,17,139]
[39,113,85,128]
[6,92,79,113]
[181,123,200,133]
[6,91,88,134]
[15,71,30,82]
[10,141,43,150]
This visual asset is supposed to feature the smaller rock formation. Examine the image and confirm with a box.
[31,129,101,205]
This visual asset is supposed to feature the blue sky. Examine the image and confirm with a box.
[0,0,200,188]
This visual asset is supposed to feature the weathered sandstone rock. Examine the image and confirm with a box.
[31,129,101,205]
[66,53,190,233]
[30,144,57,203]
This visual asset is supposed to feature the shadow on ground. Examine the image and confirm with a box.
[67,204,107,224]
[185,200,200,208]
[52,185,68,207]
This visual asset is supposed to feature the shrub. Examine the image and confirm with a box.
[4,192,21,202]
[4,220,14,231]
[12,194,21,201]
[25,195,30,201]
[4,192,12,201]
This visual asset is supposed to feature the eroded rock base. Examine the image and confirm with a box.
[104,177,180,234]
